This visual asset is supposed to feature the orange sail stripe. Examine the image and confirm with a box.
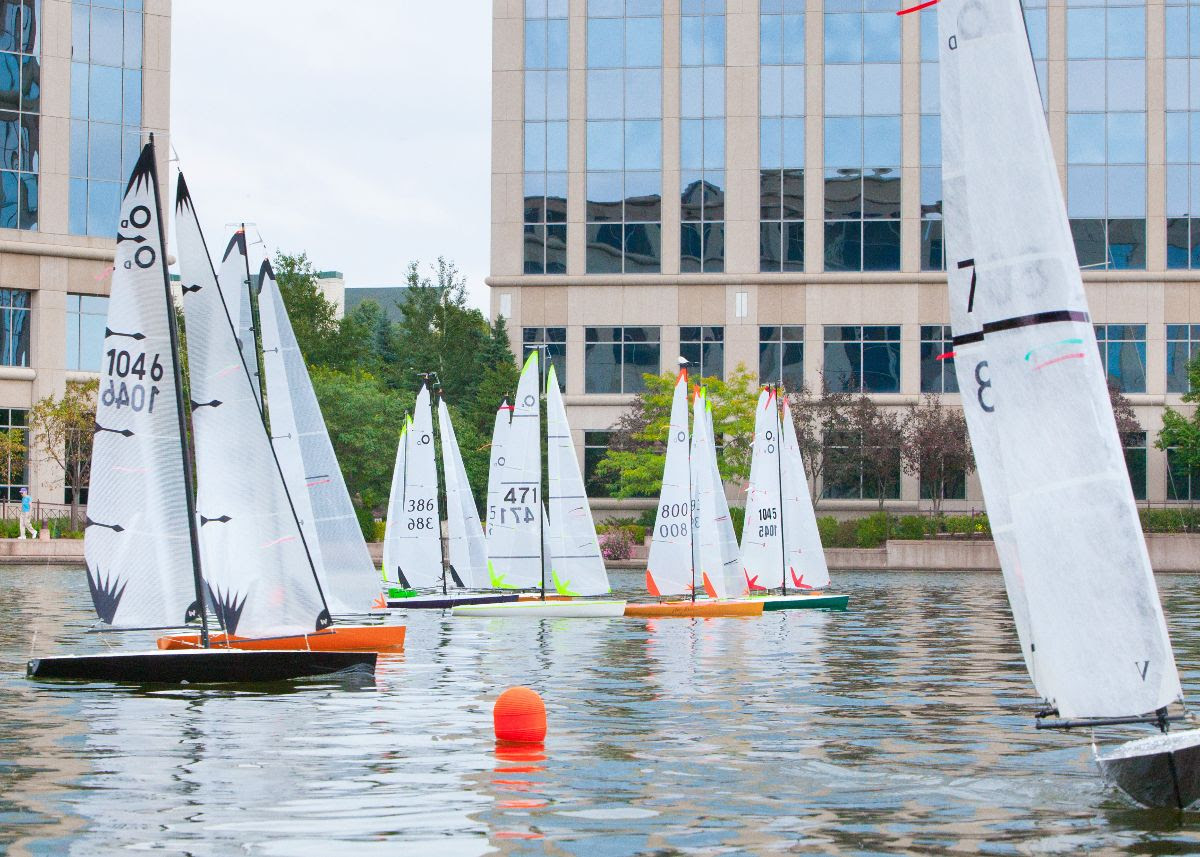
[645,569,661,597]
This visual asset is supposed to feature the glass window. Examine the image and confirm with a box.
[0,406,26,500]
[760,4,804,272]
[66,292,108,371]
[823,324,899,393]
[759,325,804,390]
[919,325,957,394]
[1123,431,1146,501]
[682,6,725,273]
[522,326,567,391]
[680,325,723,380]
[1168,447,1200,501]
[1094,323,1146,393]
[69,1,142,237]
[0,287,29,366]
[821,429,901,500]
[584,430,614,498]
[1167,324,1200,393]
[585,325,660,393]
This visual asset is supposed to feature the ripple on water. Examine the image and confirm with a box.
[3,567,1200,854]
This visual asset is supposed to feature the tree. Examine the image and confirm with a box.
[1156,355,1200,478]
[0,427,25,499]
[822,395,902,508]
[788,380,852,505]
[594,364,759,498]
[29,379,98,529]
[900,394,975,515]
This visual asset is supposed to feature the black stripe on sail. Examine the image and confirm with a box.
[105,328,145,341]
[449,566,465,588]
[94,423,133,437]
[222,229,247,263]
[126,141,156,194]
[86,517,124,532]
[951,331,984,347]
[207,583,247,636]
[982,309,1089,335]
[87,565,127,624]
[175,172,194,212]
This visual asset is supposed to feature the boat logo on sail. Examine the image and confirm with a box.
[86,566,127,625]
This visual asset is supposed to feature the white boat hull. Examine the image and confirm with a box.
[451,599,627,618]
[1096,728,1200,809]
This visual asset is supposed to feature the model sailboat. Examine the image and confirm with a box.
[938,0,1197,807]
[454,351,624,617]
[157,174,402,653]
[738,387,847,611]
[27,140,375,681]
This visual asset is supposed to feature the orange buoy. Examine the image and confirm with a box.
[493,686,547,743]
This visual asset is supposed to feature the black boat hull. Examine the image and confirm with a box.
[1097,729,1200,808]
[27,648,376,683]
[386,592,520,610]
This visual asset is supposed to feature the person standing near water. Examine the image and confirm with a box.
[18,487,36,539]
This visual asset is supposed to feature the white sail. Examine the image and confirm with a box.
[646,370,693,596]
[437,395,489,589]
[738,388,784,594]
[231,229,262,409]
[485,399,511,542]
[176,176,328,638]
[381,417,409,586]
[704,392,741,596]
[545,363,610,596]
[389,385,442,588]
[780,396,829,591]
[938,0,1180,718]
[486,352,543,589]
[691,387,730,599]
[258,265,379,613]
[84,144,199,629]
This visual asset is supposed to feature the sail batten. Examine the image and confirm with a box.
[938,0,1180,718]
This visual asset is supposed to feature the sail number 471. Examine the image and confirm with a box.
[102,348,164,413]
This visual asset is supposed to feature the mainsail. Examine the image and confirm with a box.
[485,399,511,542]
[691,387,731,599]
[176,174,329,638]
[385,385,442,589]
[938,0,1180,718]
[704,392,740,596]
[545,363,610,596]
[646,370,693,596]
[381,417,410,586]
[486,352,543,589]
[739,388,784,594]
[84,142,199,629]
[780,396,829,591]
[258,263,379,613]
[437,396,489,589]
[231,228,262,409]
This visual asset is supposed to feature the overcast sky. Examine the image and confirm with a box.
[170,2,493,307]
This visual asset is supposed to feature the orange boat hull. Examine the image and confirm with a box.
[623,600,763,618]
[156,625,406,652]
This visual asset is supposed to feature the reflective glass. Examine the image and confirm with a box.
[1067,60,1105,111]
[921,62,938,114]
[89,63,120,122]
[70,60,87,119]
[705,15,725,65]
[625,68,661,118]
[863,220,901,271]
[85,179,119,237]
[1107,7,1144,59]
[782,64,803,115]
[760,221,782,271]
[19,55,36,112]
[760,14,781,65]
[1026,9,1048,60]
[123,10,141,68]
[862,339,900,392]
[89,119,120,181]
[1107,112,1145,163]
[625,17,661,67]
[624,119,660,169]
[121,68,139,125]
[69,117,86,177]
[0,52,17,106]
[920,218,944,271]
[863,14,899,62]
[1071,218,1108,268]
[1067,165,1105,217]
[824,220,861,272]
[1107,60,1145,111]
[546,121,567,171]
[526,19,547,70]
[547,19,568,67]
[823,340,861,391]
[680,119,702,168]
[1067,113,1105,163]
[702,66,723,115]
[586,223,624,273]
[825,169,861,219]
[824,116,860,168]
[863,116,900,166]
[920,166,941,210]
[586,120,622,170]
[863,64,900,115]
[524,121,546,171]
[921,115,940,167]
[782,13,803,64]
[781,169,802,219]
[681,221,702,271]
[546,70,567,119]
[1167,164,1189,217]
[703,117,723,169]
[759,64,781,116]
[760,117,781,169]
[68,177,86,235]
[0,109,15,170]
[782,117,803,168]
[91,6,122,66]
[587,69,620,118]
[824,14,861,64]
[524,224,546,273]
[1107,165,1145,217]
[588,18,622,68]
[547,226,567,273]
[624,171,661,220]
[1067,8,1105,59]
[71,3,88,62]
[526,71,547,121]
[586,170,622,221]
[1107,218,1145,269]
[783,221,803,271]
[824,64,860,115]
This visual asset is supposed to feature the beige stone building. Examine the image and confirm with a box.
[488,0,1200,511]
[0,0,169,508]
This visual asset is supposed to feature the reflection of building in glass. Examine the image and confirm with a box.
[490,0,1199,508]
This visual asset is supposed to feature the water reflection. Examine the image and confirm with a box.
[5,567,1200,853]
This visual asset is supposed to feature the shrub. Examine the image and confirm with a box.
[599,528,634,561]
[817,516,840,548]
[636,508,657,530]
[893,515,933,541]
[855,512,891,548]
[597,523,646,543]
[373,518,387,542]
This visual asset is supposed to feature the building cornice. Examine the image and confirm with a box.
[486,270,1200,288]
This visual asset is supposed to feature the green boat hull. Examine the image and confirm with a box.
[756,594,849,612]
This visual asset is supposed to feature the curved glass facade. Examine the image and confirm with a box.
[759,0,803,272]
[69,0,143,237]
[680,0,724,273]
[0,0,38,231]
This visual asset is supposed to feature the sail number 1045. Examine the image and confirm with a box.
[102,348,164,413]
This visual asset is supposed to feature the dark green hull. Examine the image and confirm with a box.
[757,594,849,612]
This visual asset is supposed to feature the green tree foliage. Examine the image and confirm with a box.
[1157,353,1200,470]
[271,253,519,524]
[29,379,98,529]
[594,364,759,498]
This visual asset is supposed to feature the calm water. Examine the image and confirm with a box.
[4,567,1200,855]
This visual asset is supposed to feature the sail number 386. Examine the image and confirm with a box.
[102,348,164,413]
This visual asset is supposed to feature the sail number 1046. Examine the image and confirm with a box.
[102,348,164,413]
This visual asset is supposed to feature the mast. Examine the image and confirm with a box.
[775,385,786,596]
[239,222,268,408]
[539,350,548,601]
[423,372,449,596]
[689,377,696,603]
[159,146,210,648]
